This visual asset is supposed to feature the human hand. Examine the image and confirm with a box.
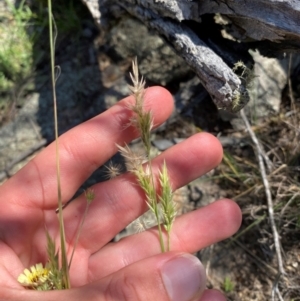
[0,87,241,301]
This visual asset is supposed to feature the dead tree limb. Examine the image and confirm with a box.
[124,4,249,112]
[82,0,300,111]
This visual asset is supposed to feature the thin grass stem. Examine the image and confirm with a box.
[48,0,70,289]
[147,160,165,253]
[68,201,91,269]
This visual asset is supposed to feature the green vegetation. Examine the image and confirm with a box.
[223,276,235,293]
[0,0,36,92]
[118,59,176,252]
[0,0,90,125]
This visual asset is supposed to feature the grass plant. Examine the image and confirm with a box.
[223,276,235,293]
[17,0,176,288]
[213,76,300,299]
[17,0,94,290]
[118,58,176,252]
[47,0,70,289]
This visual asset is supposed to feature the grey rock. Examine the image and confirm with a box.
[152,139,174,151]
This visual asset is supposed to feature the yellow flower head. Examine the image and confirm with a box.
[18,263,49,288]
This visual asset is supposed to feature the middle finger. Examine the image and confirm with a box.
[62,133,223,253]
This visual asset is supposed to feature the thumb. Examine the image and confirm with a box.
[77,252,206,301]
[11,253,206,301]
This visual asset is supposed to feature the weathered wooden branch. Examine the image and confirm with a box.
[124,3,250,112]
[197,1,300,46]
[82,0,300,112]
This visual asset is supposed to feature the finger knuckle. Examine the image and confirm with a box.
[105,274,142,301]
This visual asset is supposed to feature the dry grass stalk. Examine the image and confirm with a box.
[240,108,285,300]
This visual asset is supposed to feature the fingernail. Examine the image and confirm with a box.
[161,254,206,301]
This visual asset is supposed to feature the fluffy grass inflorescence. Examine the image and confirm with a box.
[118,58,176,252]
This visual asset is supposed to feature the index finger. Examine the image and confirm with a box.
[1,87,174,209]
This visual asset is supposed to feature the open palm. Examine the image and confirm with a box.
[0,87,241,301]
